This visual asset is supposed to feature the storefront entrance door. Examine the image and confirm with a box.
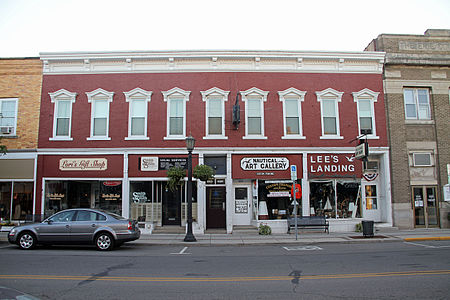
[413,186,439,228]
[233,186,251,225]
[206,187,226,229]
[162,188,181,226]
[362,183,381,222]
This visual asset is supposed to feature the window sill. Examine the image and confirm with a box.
[358,135,379,140]
[320,135,344,140]
[405,119,434,125]
[282,135,306,140]
[203,136,228,140]
[243,136,268,140]
[87,137,111,141]
[164,136,186,140]
[0,135,17,139]
[49,137,73,141]
[125,137,150,141]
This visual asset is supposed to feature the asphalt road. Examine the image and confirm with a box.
[0,240,449,300]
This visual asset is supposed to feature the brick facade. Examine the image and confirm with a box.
[366,29,450,228]
[0,58,42,150]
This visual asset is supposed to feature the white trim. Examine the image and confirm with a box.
[353,88,379,138]
[40,50,385,75]
[162,87,190,139]
[86,88,114,140]
[316,88,344,139]
[201,87,229,139]
[278,88,306,139]
[241,87,268,139]
[0,98,19,137]
[403,88,432,121]
[124,88,152,140]
[49,89,77,141]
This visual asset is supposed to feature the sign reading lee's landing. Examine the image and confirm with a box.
[241,157,289,171]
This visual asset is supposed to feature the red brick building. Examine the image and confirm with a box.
[36,51,390,233]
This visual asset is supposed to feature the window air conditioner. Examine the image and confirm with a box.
[0,127,13,134]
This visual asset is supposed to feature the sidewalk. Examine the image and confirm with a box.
[2,228,450,246]
[131,227,450,246]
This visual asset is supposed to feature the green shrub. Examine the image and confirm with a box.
[258,223,272,235]
[355,222,362,232]
[193,164,215,182]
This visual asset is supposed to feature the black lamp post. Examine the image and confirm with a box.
[184,135,197,242]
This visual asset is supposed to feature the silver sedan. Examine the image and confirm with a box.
[8,208,140,251]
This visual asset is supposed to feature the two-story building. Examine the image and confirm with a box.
[36,50,390,233]
[0,58,42,223]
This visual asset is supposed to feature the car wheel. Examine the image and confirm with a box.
[95,232,114,251]
[18,232,36,250]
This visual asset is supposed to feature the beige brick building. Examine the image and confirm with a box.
[0,58,42,222]
[366,29,450,229]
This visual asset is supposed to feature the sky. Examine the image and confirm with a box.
[0,0,449,57]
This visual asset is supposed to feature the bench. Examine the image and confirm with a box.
[287,215,329,233]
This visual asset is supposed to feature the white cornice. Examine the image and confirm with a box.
[40,50,385,75]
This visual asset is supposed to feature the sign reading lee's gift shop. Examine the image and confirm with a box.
[59,158,107,171]
[241,157,289,171]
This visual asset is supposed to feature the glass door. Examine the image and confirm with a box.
[413,186,439,227]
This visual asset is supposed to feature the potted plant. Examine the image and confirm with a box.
[193,164,215,182]
[166,166,186,191]
[258,223,272,235]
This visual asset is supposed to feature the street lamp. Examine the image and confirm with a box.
[184,135,197,242]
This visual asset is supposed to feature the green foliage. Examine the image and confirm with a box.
[258,223,272,235]
[166,166,186,191]
[355,222,362,232]
[193,164,214,182]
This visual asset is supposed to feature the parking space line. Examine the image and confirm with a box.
[404,241,450,249]
[170,246,191,255]
[283,246,323,251]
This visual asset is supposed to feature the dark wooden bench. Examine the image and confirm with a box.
[287,215,329,233]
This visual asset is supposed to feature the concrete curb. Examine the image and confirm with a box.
[404,236,450,242]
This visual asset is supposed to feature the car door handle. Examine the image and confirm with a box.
[91,224,96,227]
[65,225,70,228]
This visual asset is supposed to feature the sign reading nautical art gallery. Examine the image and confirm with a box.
[59,158,107,171]
[140,157,158,171]
[308,154,362,178]
[241,157,289,171]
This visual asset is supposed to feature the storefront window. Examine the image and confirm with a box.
[12,182,33,220]
[0,182,12,221]
[130,181,153,222]
[258,180,294,220]
[310,181,361,219]
[45,180,122,218]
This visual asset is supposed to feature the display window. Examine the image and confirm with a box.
[0,182,33,221]
[44,180,122,218]
[258,180,297,220]
[309,180,361,219]
[129,180,197,225]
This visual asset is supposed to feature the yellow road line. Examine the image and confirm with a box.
[0,270,449,282]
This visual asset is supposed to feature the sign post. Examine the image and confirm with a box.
[290,165,298,240]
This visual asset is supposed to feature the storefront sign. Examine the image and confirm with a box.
[47,193,65,201]
[59,158,107,171]
[102,193,121,201]
[444,184,450,202]
[159,158,188,170]
[309,154,361,178]
[241,157,289,171]
[132,192,148,203]
[103,181,121,186]
[140,157,158,171]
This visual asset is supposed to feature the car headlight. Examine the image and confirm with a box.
[9,228,16,235]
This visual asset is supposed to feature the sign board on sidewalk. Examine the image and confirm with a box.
[290,165,297,181]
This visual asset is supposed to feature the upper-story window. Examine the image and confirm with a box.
[241,87,268,139]
[353,88,379,138]
[162,87,190,140]
[201,87,229,139]
[404,88,431,120]
[278,88,306,139]
[316,88,344,139]
[124,88,152,140]
[0,98,18,136]
[49,89,76,141]
[86,88,114,141]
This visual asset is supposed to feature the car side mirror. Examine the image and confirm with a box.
[45,219,53,224]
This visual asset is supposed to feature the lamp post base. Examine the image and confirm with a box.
[184,232,197,242]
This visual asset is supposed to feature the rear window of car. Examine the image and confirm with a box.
[105,212,126,220]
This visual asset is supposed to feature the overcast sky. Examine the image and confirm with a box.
[1,0,449,57]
